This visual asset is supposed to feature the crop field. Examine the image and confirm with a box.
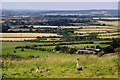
[1,33,59,38]
[98,21,118,26]
[33,26,58,28]
[2,42,118,78]
[0,38,37,41]
[1,33,59,41]
[99,36,119,39]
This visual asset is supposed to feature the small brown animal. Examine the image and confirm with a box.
[36,67,41,72]
[36,66,49,73]
[76,58,83,71]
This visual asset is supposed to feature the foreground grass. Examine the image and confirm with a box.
[2,42,118,78]
[2,49,118,78]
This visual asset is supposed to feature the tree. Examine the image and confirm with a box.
[111,38,120,48]
[2,24,10,32]
[69,48,76,54]
[96,45,101,49]
[14,50,16,53]
[21,48,24,51]
[55,45,61,51]
[103,46,115,53]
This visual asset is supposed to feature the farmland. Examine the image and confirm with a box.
[1,9,120,79]
[1,24,119,41]
[0,33,59,41]
[98,21,118,26]
[1,20,119,78]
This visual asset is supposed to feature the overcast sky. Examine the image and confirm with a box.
[2,2,118,10]
[1,0,119,2]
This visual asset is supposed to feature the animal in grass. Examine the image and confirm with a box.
[36,66,49,73]
[76,58,83,71]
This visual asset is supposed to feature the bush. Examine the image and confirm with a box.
[55,45,61,51]
[99,42,111,44]
[91,46,94,48]
[103,46,115,53]
[21,48,24,51]
[96,45,101,49]
[14,50,16,53]
[111,38,120,48]
[61,46,69,53]
[24,46,30,49]
[69,48,77,54]
[15,46,22,49]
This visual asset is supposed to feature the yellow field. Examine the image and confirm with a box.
[1,33,58,38]
[0,38,36,41]
[82,26,115,29]
[33,26,58,28]
[98,21,118,26]
[61,26,116,29]
[0,33,59,41]
[99,36,119,39]
[33,25,117,29]
[75,25,118,33]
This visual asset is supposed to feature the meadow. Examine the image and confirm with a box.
[2,42,118,78]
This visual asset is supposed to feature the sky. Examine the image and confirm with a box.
[1,0,119,2]
[1,2,118,10]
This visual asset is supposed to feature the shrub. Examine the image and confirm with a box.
[111,38,120,48]
[99,42,111,44]
[103,46,115,53]
[69,48,76,54]
[21,48,24,51]
[61,46,68,53]
[91,46,94,48]
[55,45,61,51]
[15,46,22,49]
[96,45,101,49]
[14,50,16,53]
[24,46,30,49]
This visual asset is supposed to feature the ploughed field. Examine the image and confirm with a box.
[1,42,118,78]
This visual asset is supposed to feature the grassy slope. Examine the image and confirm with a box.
[2,42,118,78]
[2,49,118,78]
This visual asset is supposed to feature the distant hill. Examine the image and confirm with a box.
[2,9,118,16]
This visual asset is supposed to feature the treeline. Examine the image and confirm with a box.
[103,38,120,54]
[13,38,120,57]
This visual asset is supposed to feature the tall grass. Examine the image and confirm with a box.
[2,42,118,78]
[2,49,118,78]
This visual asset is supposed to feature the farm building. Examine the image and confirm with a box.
[68,46,101,54]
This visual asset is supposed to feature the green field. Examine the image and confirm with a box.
[2,42,118,78]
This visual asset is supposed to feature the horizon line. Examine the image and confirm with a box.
[2,9,118,11]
